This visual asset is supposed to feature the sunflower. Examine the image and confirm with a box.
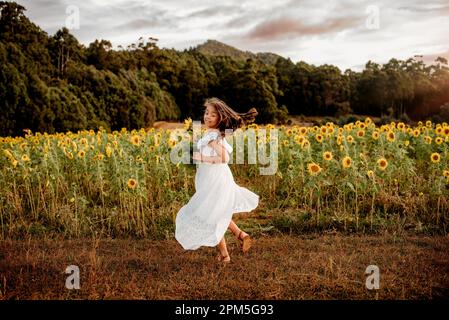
[307,163,322,176]
[131,135,141,146]
[127,178,138,189]
[365,117,372,125]
[183,117,193,130]
[323,151,333,161]
[357,130,365,138]
[430,152,441,163]
[77,150,86,158]
[426,120,432,128]
[412,129,420,137]
[80,138,88,145]
[425,136,432,144]
[377,157,388,170]
[397,122,405,130]
[105,146,112,157]
[66,152,73,159]
[386,131,395,142]
[21,154,30,162]
[435,137,443,145]
[443,127,449,136]
[295,136,305,145]
[320,126,327,134]
[149,145,156,152]
[299,127,308,135]
[168,139,177,148]
[301,140,310,149]
[367,170,374,178]
[443,170,449,178]
[282,140,290,147]
[346,135,354,143]
[404,140,410,146]
[315,134,323,143]
[342,156,352,169]
[336,136,343,146]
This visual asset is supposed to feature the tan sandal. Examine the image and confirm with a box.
[237,230,252,253]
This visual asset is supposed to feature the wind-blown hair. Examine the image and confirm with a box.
[203,97,258,137]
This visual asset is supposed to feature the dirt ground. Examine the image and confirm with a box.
[1,233,448,300]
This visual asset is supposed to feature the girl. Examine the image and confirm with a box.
[175,97,259,263]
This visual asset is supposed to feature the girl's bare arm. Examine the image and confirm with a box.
[193,140,229,164]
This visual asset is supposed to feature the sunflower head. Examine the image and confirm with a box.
[131,135,141,146]
[77,150,86,158]
[386,131,395,142]
[323,151,333,161]
[307,163,322,176]
[342,156,352,169]
[377,158,388,170]
[443,170,449,178]
[431,152,441,163]
[412,129,420,137]
[127,178,138,189]
[443,127,449,136]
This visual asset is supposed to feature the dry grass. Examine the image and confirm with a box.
[1,233,448,300]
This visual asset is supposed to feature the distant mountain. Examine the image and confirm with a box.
[194,39,283,65]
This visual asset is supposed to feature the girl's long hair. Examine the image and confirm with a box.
[203,97,258,137]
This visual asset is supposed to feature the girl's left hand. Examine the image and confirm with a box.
[192,152,202,162]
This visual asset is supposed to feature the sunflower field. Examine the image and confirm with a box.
[1,118,448,239]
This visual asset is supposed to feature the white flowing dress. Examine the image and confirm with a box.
[175,130,259,250]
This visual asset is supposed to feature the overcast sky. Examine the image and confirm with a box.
[14,0,449,71]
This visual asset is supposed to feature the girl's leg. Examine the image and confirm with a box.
[228,219,251,253]
[217,237,230,262]
[228,220,249,239]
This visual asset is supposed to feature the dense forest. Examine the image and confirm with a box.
[1,1,449,137]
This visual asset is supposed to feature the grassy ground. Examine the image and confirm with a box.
[1,232,448,300]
